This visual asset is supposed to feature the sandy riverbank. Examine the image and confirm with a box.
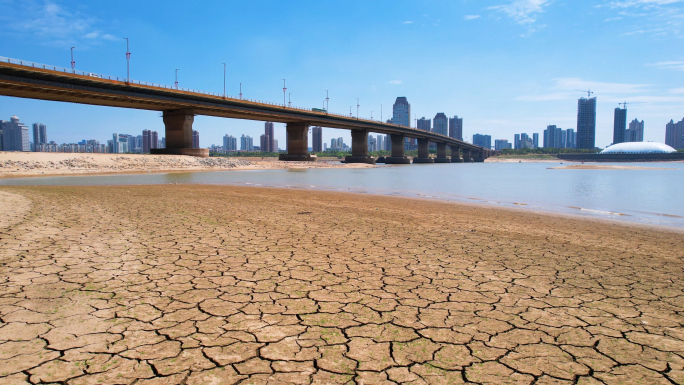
[1,184,682,384]
[549,164,678,170]
[0,152,374,178]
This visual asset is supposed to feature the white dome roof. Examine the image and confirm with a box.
[601,142,676,154]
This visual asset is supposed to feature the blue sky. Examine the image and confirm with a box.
[1,0,683,149]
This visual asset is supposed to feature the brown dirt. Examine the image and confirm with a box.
[0,185,683,384]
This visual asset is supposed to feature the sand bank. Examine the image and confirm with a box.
[550,164,677,170]
[1,184,682,384]
[0,152,374,178]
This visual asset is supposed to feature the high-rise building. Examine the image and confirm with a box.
[532,133,539,148]
[32,123,47,150]
[240,134,253,151]
[311,126,323,152]
[543,125,565,148]
[449,116,463,140]
[494,139,512,150]
[223,135,237,151]
[392,97,413,149]
[613,107,627,144]
[577,97,597,149]
[472,134,491,149]
[263,122,275,152]
[417,117,431,132]
[273,139,279,152]
[565,129,576,149]
[0,115,30,151]
[110,133,129,153]
[368,135,377,152]
[665,118,684,149]
[392,97,411,128]
[377,135,384,152]
[515,133,533,149]
[192,130,200,148]
[142,130,159,153]
[433,113,448,136]
[626,119,644,142]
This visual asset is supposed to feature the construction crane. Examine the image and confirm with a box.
[618,101,646,109]
[576,89,594,98]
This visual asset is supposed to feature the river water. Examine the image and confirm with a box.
[1,162,682,228]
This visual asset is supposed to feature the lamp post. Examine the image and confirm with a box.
[371,111,373,120]
[222,63,226,98]
[381,104,383,122]
[325,90,329,111]
[282,79,287,107]
[356,98,359,119]
[349,106,352,117]
[70,47,75,73]
[124,38,130,83]
[175,69,179,90]
[288,93,292,107]
[239,83,242,100]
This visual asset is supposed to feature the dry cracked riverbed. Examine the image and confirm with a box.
[0,185,683,385]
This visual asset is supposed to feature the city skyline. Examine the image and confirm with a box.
[1,1,682,149]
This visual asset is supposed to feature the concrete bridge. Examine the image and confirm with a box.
[0,57,494,163]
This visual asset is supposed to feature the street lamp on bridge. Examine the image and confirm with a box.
[288,93,292,107]
[325,90,329,112]
[282,79,287,107]
[124,38,130,83]
[175,69,179,90]
[222,63,226,98]
[70,47,75,73]
[356,98,359,119]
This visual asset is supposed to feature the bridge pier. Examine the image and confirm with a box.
[279,122,316,162]
[435,142,451,163]
[450,145,463,163]
[344,129,376,164]
[475,150,485,162]
[152,109,209,157]
[464,149,474,163]
[413,138,434,163]
[385,135,411,164]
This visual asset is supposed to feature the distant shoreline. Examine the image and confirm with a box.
[0,152,374,178]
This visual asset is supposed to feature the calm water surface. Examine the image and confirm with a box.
[2,162,682,228]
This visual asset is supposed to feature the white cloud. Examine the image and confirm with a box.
[464,15,481,20]
[516,78,653,101]
[387,80,403,85]
[403,21,414,24]
[604,16,624,21]
[6,1,116,47]
[648,60,684,70]
[608,0,684,8]
[487,0,551,24]
[669,87,684,93]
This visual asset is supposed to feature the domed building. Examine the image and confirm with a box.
[600,142,676,154]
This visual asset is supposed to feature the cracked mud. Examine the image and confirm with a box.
[0,185,683,384]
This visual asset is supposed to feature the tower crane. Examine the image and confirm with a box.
[575,89,594,98]
[618,101,646,109]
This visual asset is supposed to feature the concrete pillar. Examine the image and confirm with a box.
[450,145,463,163]
[345,129,376,164]
[464,149,474,163]
[435,142,451,163]
[475,150,485,162]
[413,138,434,163]
[279,122,316,161]
[385,134,411,164]
[151,109,208,157]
